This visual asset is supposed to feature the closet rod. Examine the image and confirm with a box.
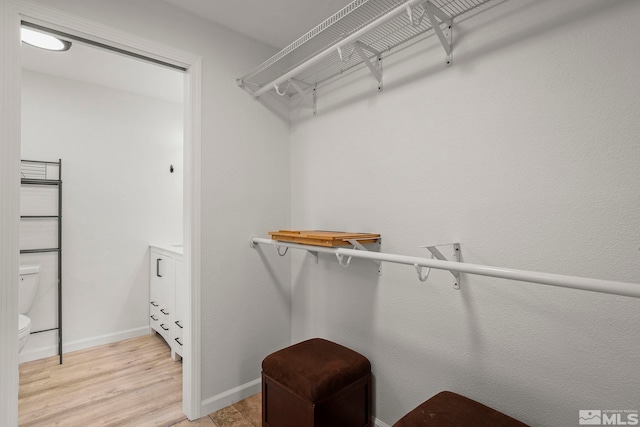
[250,238,640,299]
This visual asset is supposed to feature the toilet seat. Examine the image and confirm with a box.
[18,314,31,338]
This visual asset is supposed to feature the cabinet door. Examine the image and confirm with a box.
[174,259,185,353]
[174,260,185,320]
[150,250,175,311]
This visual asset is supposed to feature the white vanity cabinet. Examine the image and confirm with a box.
[174,259,185,352]
[149,245,184,361]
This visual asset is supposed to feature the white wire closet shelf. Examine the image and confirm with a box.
[237,0,493,99]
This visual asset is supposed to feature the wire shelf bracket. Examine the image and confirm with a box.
[423,1,453,65]
[352,41,383,91]
[405,2,452,65]
[292,79,317,115]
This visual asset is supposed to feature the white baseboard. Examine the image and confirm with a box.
[199,377,391,427]
[19,325,150,364]
[64,326,151,354]
[374,417,392,427]
[19,342,57,364]
[200,377,262,415]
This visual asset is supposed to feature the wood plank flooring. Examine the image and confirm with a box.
[19,333,262,427]
[19,334,185,427]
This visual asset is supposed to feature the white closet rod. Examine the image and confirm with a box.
[250,237,640,299]
[252,0,427,98]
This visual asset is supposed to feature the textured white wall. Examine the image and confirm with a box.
[289,1,640,425]
[20,70,183,360]
[1,0,22,423]
[30,0,292,409]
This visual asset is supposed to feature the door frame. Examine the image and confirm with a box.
[0,1,203,422]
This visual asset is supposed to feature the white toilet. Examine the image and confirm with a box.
[18,265,40,353]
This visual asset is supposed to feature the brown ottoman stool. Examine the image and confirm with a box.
[262,338,372,427]
[393,391,529,427]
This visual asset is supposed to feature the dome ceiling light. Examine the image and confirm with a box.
[21,27,71,51]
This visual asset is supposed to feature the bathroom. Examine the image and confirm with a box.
[18,35,184,363]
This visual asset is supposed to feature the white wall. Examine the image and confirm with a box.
[19,69,183,361]
[1,0,22,423]
[289,1,640,426]
[27,0,292,412]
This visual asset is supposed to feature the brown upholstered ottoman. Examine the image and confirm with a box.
[262,338,372,427]
[393,391,529,427]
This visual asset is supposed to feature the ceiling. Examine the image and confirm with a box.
[162,0,353,49]
[20,0,355,102]
[21,39,184,104]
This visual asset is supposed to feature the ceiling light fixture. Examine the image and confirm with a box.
[21,27,71,51]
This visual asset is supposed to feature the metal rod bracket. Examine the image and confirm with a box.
[414,263,431,282]
[275,245,289,256]
[420,242,461,289]
[346,238,383,275]
[307,250,319,264]
[336,252,353,267]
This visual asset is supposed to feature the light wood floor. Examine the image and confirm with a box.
[19,334,261,427]
[19,334,185,426]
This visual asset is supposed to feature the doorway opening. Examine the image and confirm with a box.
[20,24,185,364]
[13,11,202,421]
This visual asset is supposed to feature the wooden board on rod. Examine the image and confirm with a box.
[269,230,380,247]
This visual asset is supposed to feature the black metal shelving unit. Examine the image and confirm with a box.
[20,159,63,364]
